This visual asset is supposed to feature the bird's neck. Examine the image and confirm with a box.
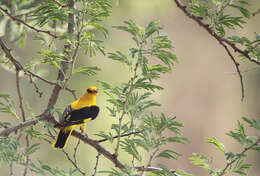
[80,94,96,105]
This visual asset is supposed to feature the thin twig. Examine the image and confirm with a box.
[0,7,57,38]
[219,137,260,176]
[26,73,43,97]
[63,16,85,89]
[15,70,30,176]
[73,138,81,165]
[9,161,14,176]
[114,62,139,157]
[92,152,101,176]
[0,38,77,99]
[62,149,86,176]
[219,42,244,101]
[140,145,160,176]
[97,130,142,143]
[23,135,30,176]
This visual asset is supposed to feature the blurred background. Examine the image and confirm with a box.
[0,0,260,175]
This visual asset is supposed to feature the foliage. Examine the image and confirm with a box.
[189,117,260,176]
[188,0,260,61]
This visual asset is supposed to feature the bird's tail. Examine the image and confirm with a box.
[52,127,72,149]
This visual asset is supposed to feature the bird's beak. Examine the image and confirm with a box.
[93,90,98,94]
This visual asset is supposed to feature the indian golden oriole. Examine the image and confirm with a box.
[52,86,99,149]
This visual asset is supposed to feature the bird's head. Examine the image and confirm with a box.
[85,86,98,98]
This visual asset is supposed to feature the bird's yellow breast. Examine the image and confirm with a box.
[70,97,96,110]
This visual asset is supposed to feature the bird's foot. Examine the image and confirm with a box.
[83,132,88,138]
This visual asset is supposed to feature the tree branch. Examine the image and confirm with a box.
[92,152,101,176]
[62,149,86,176]
[173,0,260,66]
[219,42,244,101]
[219,137,260,176]
[15,70,30,176]
[97,130,142,143]
[0,7,57,38]
[0,38,77,99]
[0,115,49,136]
[114,62,139,157]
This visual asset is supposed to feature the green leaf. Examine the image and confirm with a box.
[230,5,250,18]
[121,138,142,161]
[25,143,40,156]
[145,20,162,39]
[167,136,189,144]
[156,149,182,160]
[206,137,225,153]
[73,66,100,76]
[108,51,132,66]
[242,117,260,130]
[175,170,194,176]
[189,153,212,171]
[87,22,109,38]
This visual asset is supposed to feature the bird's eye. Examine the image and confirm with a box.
[87,89,92,93]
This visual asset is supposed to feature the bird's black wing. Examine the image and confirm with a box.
[60,105,99,127]
[54,104,72,127]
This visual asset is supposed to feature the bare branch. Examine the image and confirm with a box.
[0,7,57,38]
[0,38,23,71]
[219,42,244,101]
[62,149,86,176]
[173,0,260,66]
[15,71,26,121]
[15,70,30,176]
[73,138,81,165]
[92,152,101,176]
[0,115,49,136]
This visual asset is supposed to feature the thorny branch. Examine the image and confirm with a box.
[0,6,57,38]
[172,0,260,101]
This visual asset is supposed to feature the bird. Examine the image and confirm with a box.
[52,86,99,149]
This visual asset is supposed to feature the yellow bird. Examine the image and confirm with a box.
[52,86,99,149]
